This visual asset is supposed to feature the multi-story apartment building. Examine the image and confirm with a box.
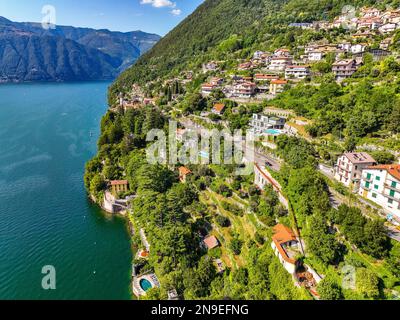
[334,152,377,191]
[359,165,400,219]
[269,57,292,71]
[332,59,358,80]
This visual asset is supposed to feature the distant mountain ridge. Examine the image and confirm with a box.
[0,17,160,82]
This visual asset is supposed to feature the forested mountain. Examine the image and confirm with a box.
[111,0,396,95]
[0,17,160,82]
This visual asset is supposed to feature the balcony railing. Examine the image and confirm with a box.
[384,183,400,192]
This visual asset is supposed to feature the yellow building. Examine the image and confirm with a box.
[110,180,129,195]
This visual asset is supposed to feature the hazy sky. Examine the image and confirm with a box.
[0,0,204,35]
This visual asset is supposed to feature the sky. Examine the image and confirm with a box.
[0,0,204,35]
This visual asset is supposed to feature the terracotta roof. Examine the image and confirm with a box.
[272,224,297,244]
[213,103,226,113]
[272,224,297,265]
[203,235,219,250]
[179,166,192,176]
[202,83,215,88]
[110,180,129,186]
[366,164,400,181]
[344,152,376,164]
[271,79,288,85]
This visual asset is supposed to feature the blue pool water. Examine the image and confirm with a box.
[265,129,282,135]
[140,279,153,292]
[199,151,210,158]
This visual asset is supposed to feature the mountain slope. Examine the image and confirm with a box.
[112,0,283,90]
[110,0,396,97]
[0,17,160,82]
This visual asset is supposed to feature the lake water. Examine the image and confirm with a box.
[0,82,132,300]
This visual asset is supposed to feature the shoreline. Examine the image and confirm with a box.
[89,193,137,300]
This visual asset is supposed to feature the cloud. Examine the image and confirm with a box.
[140,0,176,8]
[171,9,182,16]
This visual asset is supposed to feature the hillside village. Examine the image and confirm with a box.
[86,3,400,301]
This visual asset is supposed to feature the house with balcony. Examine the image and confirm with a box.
[254,74,279,82]
[269,79,288,95]
[379,23,398,34]
[201,83,216,95]
[285,65,311,79]
[269,57,292,71]
[274,48,291,57]
[250,113,286,134]
[233,82,256,98]
[359,165,400,219]
[334,152,377,192]
[332,59,358,81]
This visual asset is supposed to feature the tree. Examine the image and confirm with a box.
[356,268,380,299]
[216,215,230,227]
[89,174,106,196]
[318,277,342,300]
[306,214,342,265]
[230,237,243,255]
[362,219,389,259]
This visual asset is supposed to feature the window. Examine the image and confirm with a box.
[366,182,370,188]
[388,199,393,204]
[372,193,377,199]
[392,181,397,189]
[376,176,380,181]
[389,190,395,197]
[374,185,379,190]
[367,173,372,180]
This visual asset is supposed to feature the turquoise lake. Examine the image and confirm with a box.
[0,82,132,300]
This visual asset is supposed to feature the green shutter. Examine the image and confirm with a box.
[366,182,370,188]
[367,173,372,180]
[390,190,395,197]
[392,181,397,188]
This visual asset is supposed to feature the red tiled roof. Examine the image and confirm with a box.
[271,79,288,85]
[179,166,192,176]
[110,180,129,186]
[204,235,219,250]
[272,224,297,264]
[213,103,226,113]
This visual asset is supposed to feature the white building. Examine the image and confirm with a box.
[307,50,324,61]
[334,152,377,192]
[359,165,400,219]
[233,82,256,98]
[351,43,367,54]
[379,23,398,34]
[269,57,292,71]
[250,114,285,134]
[285,65,311,79]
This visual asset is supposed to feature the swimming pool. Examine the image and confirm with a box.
[140,279,153,292]
[199,151,210,158]
[265,129,282,135]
